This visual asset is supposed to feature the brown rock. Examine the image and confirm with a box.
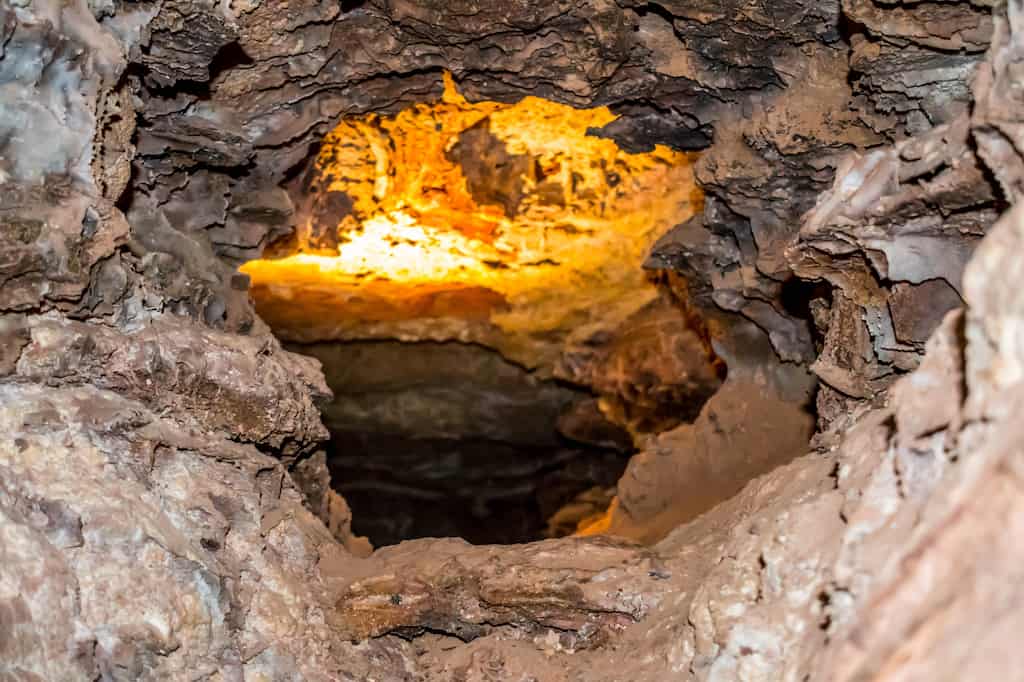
[4,0,1024,679]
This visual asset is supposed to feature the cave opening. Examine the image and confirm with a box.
[241,74,718,547]
[295,339,635,546]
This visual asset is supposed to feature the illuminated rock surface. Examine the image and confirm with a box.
[2,0,1022,679]
[242,75,702,371]
[238,77,718,545]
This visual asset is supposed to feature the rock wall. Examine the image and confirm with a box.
[2,0,1023,680]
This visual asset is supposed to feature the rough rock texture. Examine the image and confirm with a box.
[126,0,852,268]
[3,0,1024,679]
[10,314,328,454]
[788,113,999,423]
[556,297,724,437]
[119,0,877,398]
[242,81,705,389]
[0,382,398,679]
[375,200,1024,680]
[583,300,817,542]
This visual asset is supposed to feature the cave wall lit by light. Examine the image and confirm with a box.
[241,74,702,369]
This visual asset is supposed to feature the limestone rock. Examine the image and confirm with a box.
[0,383,407,680]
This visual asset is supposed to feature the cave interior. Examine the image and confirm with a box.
[2,0,1022,678]
[243,77,724,546]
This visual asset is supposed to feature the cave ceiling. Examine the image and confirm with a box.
[241,73,701,369]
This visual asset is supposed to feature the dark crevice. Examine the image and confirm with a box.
[114,160,138,215]
[837,12,868,49]
[387,623,485,644]
[968,128,1014,214]
[287,339,633,547]
[780,276,833,325]
[633,2,679,27]
[208,40,254,81]
[126,40,253,102]
[341,0,368,12]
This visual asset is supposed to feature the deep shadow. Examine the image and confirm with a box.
[291,339,633,547]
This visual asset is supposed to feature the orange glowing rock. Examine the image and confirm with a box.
[241,73,701,369]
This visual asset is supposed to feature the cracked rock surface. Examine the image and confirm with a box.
[2,0,1024,679]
